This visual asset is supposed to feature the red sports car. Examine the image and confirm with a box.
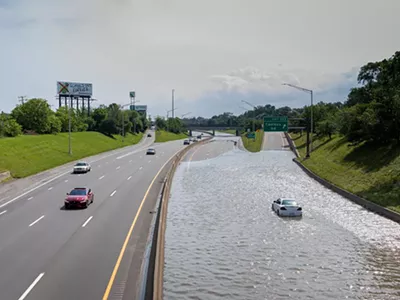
[65,187,94,209]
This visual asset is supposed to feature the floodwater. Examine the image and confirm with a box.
[164,144,400,300]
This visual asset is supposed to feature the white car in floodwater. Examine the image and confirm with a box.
[272,198,302,217]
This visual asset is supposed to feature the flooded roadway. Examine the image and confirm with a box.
[164,133,400,300]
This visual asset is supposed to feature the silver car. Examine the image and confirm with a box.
[272,198,302,217]
[73,162,91,173]
[146,148,156,155]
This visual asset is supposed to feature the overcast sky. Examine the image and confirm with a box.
[1,0,399,118]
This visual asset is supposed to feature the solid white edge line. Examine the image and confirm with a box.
[82,216,93,227]
[0,210,7,215]
[18,272,45,300]
[110,190,117,197]
[29,215,45,227]
[0,140,153,209]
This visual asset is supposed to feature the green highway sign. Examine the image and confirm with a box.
[129,91,135,98]
[247,132,256,139]
[264,116,288,132]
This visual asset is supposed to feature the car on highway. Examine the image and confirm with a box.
[65,187,94,209]
[73,161,91,173]
[197,135,202,139]
[147,133,152,137]
[146,148,156,155]
[183,139,190,145]
[272,198,302,217]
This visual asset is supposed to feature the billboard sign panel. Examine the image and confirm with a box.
[130,91,135,98]
[57,82,92,96]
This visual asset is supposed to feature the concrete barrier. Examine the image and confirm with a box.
[284,132,300,158]
[292,158,400,224]
[138,137,212,300]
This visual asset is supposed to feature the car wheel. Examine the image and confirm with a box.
[91,196,94,203]
[277,210,280,216]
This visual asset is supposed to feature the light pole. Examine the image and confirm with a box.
[241,100,256,133]
[68,96,72,155]
[282,83,314,153]
[120,103,131,143]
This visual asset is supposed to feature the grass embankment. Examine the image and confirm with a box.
[155,130,187,143]
[219,129,237,135]
[241,130,264,152]
[0,131,143,178]
[290,132,400,213]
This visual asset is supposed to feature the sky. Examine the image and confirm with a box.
[1,0,400,118]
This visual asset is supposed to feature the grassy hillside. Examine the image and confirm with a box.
[241,130,263,152]
[219,129,237,135]
[0,132,143,178]
[155,130,187,143]
[290,132,400,213]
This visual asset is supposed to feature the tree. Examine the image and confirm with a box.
[11,98,55,134]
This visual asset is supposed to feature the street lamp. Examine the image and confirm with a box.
[120,103,131,143]
[241,100,256,133]
[282,83,314,154]
[181,112,192,118]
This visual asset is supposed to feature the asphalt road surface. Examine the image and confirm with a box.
[262,132,290,150]
[0,132,189,300]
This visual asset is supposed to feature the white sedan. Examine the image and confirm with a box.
[272,198,302,217]
[73,161,91,173]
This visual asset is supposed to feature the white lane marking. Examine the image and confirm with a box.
[140,156,142,159]
[82,216,93,227]
[97,165,101,167]
[27,196,33,201]
[148,160,151,163]
[99,175,105,180]
[116,166,121,170]
[0,210,7,216]
[129,160,132,163]
[139,167,143,170]
[110,190,117,197]
[127,176,132,180]
[64,179,68,183]
[18,272,45,300]
[48,187,53,191]
[29,215,45,227]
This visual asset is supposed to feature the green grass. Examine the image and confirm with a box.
[155,130,188,143]
[0,131,143,178]
[241,130,264,152]
[290,132,400,213]
[219,129,237,135]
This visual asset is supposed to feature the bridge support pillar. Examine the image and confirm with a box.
[236,129,239,136]
[212,129,215,136]
[189,130,192,137]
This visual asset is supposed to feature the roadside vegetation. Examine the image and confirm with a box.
[0,99,148,178]
[0,132,143,178]
[155,130,187,143]
[241,130,264,152]
[219,129,237,135]
[291,132,400,213]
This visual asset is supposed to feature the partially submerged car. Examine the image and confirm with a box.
[272,198,302,217]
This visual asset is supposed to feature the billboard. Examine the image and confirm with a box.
[130,105,147,112]
[57,81,93,97]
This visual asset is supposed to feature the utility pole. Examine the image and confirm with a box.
[18,96,27,104]
[68,96,72,155]
[172,89,175,118]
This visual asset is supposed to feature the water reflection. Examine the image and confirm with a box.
[164,149,400,300]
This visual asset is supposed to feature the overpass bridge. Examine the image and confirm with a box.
[186,126,243,136]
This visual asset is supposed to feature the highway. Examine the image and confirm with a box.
[262,131,290,150]
[0,131,189,300]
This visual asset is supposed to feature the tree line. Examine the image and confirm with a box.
[183,50,400,145]
[0,99,150,137]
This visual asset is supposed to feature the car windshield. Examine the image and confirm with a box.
[75,163,86,166]
[69,189,87,195]
[148,148,154,151]
[282,200,297,206]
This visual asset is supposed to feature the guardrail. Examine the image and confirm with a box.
[137,137,213,300]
